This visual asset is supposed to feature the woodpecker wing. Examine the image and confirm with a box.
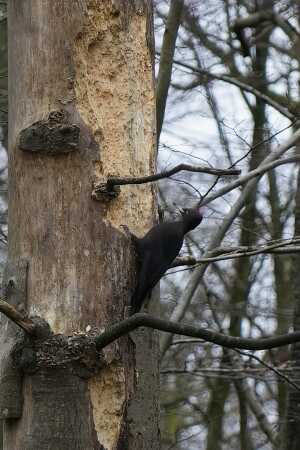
[131,223,184,313]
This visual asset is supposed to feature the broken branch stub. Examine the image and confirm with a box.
[92,177,121,201]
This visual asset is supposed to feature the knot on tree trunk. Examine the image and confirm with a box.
[18,110,80,155]
[13,333,106,379]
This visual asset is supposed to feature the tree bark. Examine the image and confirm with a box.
[5,1,158,449]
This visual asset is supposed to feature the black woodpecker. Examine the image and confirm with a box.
[129,205,203,314]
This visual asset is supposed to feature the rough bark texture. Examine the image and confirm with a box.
[0,260,28,420]
[6,1,159,449]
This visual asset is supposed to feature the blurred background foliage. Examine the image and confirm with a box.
[155,1,300,449]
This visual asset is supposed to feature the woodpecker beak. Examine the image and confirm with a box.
[198,207,204,219]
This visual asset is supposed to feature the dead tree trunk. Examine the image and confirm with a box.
[3,1,158,449]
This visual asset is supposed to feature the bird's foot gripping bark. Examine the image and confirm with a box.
[120,225,140,248]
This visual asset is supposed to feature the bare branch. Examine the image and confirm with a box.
[156,0,184,141]
[233,11,273,30]
[172,238,300,267]
[272,12,300,41]
[233,10,300,42]
[108,164,240,186]
[235,349,300,393]
[93,130,299,201]
[237,376,276,444]
[202,156,300,206]
[0,298,51,338]
[95,313,300,351]
[172,58,296,120]
[0,298,36,334]
[160,128,300,356]
[93,164,241,199]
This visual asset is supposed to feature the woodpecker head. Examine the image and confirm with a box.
[179,205,203,232]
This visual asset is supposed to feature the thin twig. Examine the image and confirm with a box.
[201,155,300,206]
[172,58,296,120]
[172,238,300,267]
[104,164,241,190]
[235,349,300,392]
[201,120,297,203]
